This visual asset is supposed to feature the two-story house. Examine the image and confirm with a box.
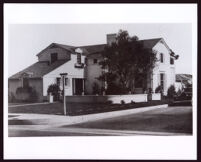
[8,33,177,102]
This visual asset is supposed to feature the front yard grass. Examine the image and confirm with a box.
[8,100,169,116]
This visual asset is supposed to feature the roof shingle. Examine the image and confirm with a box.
[9,59,69,79]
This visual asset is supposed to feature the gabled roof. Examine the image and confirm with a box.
[79,44,106,55]
[140,38,162,49]
[9,59,69,79]
[78,38,163,55]
[36,43,75,57]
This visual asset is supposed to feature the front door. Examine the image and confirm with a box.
[74,78,83,95]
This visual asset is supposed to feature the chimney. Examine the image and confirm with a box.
[106,33,117,45]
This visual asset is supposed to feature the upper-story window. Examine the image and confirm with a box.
[170,57,174,65]
[93,59,98,64]
[77,53,81,64]
[56,77,61,86]
[51,53,58,64]
[160,53,164,63]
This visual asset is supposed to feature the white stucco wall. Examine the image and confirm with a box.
[152,40,176,95]
[85,53,104,94]
[43,54,86,96]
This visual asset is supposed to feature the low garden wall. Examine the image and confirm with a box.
[65,94,148,104]
[151,93,161,100]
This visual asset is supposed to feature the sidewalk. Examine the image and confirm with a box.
[9,104,168,126]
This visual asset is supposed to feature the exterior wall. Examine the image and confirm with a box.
[8,79,21,97]
[43,54,86,96]
[85,53,104,94]
[8,78,43,102]
[38,47,71,62]
[65,94,148,104]
[152,41,176,95]
[151,93,161,100]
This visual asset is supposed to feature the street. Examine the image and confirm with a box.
[8,106,192,136]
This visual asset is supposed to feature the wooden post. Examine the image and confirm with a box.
[60,73,68,116]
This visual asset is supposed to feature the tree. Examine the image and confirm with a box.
[98,29,157,94]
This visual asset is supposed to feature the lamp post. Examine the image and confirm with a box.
[60,73,68,116]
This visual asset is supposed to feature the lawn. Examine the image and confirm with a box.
[8,100,169,116]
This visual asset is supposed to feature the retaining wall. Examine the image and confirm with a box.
[65,94,148,104]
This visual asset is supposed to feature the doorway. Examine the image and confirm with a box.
[73,78,84,95]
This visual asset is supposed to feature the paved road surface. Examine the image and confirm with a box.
[8,106,192,136]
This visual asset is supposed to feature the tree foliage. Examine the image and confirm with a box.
[98,30,157,94]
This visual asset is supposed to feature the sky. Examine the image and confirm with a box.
[8,23,192,77]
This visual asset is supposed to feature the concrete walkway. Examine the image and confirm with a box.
[8,104,168,126]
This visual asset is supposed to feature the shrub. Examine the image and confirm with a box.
[15,86,38,102]
[155,85,162,93]
[47,84,61,101]
[8,92,16,103]
[92,82,100,95]
[167,85,176,99]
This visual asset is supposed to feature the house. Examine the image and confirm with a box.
[8,33,177,102]
[175,74,192,92]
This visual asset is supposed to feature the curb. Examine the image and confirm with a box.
[9,104,168,126]
[49,104,168,126]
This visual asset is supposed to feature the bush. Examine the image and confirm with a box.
[47,84,61,101]
[15,86,38,102]
[8,92,16,103]
[92,82,100,95]
[167,85,176,99]
[155,85,162,93]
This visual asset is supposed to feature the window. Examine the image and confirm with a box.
[93,59,98,64]
[160,53,164,63]
[56,77,61,86]
[65,78,68,86]
[77,53,81,64]
[170,57,174,65]
[51,53,58,63]
[23,78,29,88]
[160,73,164,92]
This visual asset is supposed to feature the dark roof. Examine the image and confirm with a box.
[78,38,162,55]
[9,59,69,79]
[140,38,162,49]
[176,74,192,82]
[54,43,75,53]
[79,44,106,54]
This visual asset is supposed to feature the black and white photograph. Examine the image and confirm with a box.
[8,23,193,137]
[4,3,197,160]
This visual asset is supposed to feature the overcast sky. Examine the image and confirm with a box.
[8,23,192,77]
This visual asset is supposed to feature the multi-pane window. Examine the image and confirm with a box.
[77,53,81,64]
[160,73,164,92]
[160,53,164,63]
[51,53,58,63]
[56,78,61,86]
[170,57,174,65]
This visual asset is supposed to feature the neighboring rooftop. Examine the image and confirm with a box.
[176,74,192,82]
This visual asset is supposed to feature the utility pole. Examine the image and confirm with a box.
[60,73,68,116]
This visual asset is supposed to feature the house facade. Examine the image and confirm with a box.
[8,33,177,102]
